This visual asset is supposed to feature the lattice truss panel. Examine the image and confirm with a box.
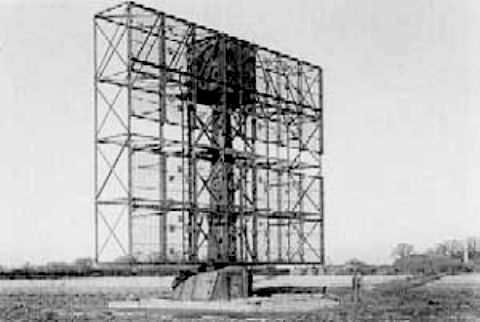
[94,2,324,265]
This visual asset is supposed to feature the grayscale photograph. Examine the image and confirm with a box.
[0,0,479,320]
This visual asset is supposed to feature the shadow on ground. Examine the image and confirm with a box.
[253,286,328,297]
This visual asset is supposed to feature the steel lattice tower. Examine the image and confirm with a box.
[94,2,324,267]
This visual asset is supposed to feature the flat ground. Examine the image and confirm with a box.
[0,274,479,320]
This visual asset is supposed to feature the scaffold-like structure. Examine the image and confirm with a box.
[94,1,324,266]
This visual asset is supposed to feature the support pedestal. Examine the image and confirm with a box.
[172,266,252,301]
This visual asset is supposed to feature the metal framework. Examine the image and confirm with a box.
[94,1,324,266]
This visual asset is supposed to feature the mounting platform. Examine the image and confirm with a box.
[172,266,252,301]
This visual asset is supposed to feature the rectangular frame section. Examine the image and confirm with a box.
[94,2,323,265]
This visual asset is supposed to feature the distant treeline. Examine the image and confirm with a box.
[0,262,184,279]
[0,262,290,279]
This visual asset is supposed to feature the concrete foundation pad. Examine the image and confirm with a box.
[109,295,338,314]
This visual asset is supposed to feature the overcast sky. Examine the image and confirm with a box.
[0,0,479,266]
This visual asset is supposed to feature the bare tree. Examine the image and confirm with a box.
[466,237,480,259]
[392,243,414,259]
[433,243,448,256]
[447,240,465,258]
[433,240,464,258]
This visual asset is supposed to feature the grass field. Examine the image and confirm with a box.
[321,274,480,320]
[0,274,479,320]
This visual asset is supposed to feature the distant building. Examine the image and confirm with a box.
[393,254,470,275]
[74,257,94,267]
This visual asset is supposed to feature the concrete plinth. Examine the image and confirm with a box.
[109,294,339,314]
[172,266,251,301]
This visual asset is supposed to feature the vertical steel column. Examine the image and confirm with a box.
[263,54,272,262]
[126,3,133,258]
[93,17,99,263]
[297,62,305,262]
[265,104,271,261]
[275,118,282,260]
[249,45,258,262]
[187,24,198,261]
[208,34,222,261]
[275,59,282,262]
[298,173,305,261]
[285,65,291,261]
[239,159,245,261]
[223,35,237,262]
[318,67,324,265]
[251,106,258,262]
[181,53,186,260]
[158,13,168,260]
[227,35,241,262]
[238,48,245,262]
[218,33,227,261]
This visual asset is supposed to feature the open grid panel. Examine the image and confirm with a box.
[94,2,324,265]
